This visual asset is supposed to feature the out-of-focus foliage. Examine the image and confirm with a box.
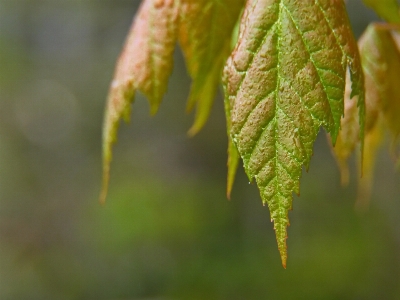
[362,0,400,24]
[101,0,244,204]
[1,0,400,299]
[332,23,400,209]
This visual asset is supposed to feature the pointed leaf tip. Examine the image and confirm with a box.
[223,0,363,266]
[102,0,245,202]
[277,230,288,269]
[281,254,287,269]
[272,208,289,269]
[223,60,240,200]
[101,0,180,203]
[226,138,240,199]
[100,164,110,205]
[101,81,135,204]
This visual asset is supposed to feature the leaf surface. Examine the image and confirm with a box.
[223,0,364,267]
[362,0,400,24]
[179,0,244,135]
[101,0,179,203]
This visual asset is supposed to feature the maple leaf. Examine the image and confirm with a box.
[332,23,400,208]
[101,0,179,204]
[223,0,364,267]
[223,75,241,199]
[101,0,244,203]
[101,0,374,268]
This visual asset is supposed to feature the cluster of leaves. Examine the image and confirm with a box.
[101,0,400,268]
[332,3,400,211]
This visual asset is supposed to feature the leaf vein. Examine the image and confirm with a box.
[281,3,341,125]
[276,152,298,184]
[315,0,348,64]
[236,88,276,136]
[231,17,278,97]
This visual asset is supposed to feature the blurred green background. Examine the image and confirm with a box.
[1,0,400,299]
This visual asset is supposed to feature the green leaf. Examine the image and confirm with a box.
[101,0,179,203]
[179,0,244,135]
[223,0,364,267]
[362,0,400,24]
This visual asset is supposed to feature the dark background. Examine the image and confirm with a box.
[1,0,400,299]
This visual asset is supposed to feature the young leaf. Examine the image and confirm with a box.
[179,0,244,135]
[101,0,179,203]
[223,0,364,267]
[101,0,247,203]
[359,24,400,197]
[332,23,400,207]
[362,0,400,24]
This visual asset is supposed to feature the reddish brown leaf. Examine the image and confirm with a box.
[101,0,179,203]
